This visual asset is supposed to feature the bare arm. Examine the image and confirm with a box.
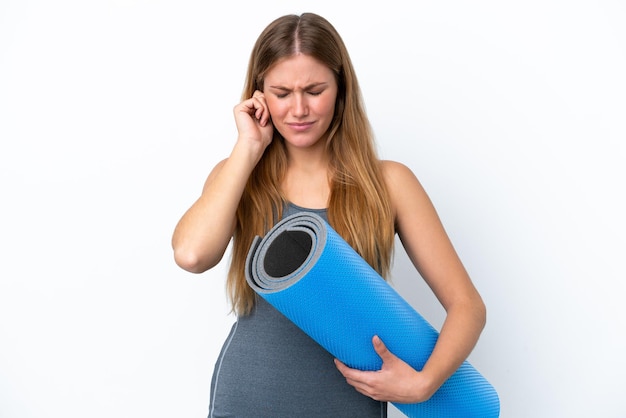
[392,160,485,398]
[171,91,273,273]
[335,160,486,403]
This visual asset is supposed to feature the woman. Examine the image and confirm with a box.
[172,12,486,418]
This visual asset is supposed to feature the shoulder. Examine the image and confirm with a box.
[379,160,433,224]
[380,160,426,196]
[380,160,417,182]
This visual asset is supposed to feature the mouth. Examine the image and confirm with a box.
[287,121,315,132]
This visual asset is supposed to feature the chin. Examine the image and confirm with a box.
[280,132,321,147]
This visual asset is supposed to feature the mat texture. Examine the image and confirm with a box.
[245,212,499,417]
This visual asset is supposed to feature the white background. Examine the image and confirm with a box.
[1,1,625,417]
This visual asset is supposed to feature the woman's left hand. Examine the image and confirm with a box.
[334,335,438,404]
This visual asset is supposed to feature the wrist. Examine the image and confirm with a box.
[231,138,266,167]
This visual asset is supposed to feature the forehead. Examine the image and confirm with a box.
[264,54,335,87]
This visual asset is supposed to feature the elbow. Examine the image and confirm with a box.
[173,247,218,274]
[475,295,487,331]
[454,292,487,331]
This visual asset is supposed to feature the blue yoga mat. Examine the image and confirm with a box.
[245,212,500,417]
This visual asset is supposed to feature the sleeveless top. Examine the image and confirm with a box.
[208,203,387,418]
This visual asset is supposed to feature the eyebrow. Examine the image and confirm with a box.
[267,82,328,91]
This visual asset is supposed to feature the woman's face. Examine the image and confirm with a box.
[263,54,338,150]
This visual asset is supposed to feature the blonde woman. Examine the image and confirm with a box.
[172,12,486,418]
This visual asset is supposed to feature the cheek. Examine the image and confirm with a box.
[266,100,285,119]
[318,97,337,118]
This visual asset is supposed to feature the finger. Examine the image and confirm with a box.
[237,97,260,115]
[372,335,391,360]
[251,92,266,109]
[334,359,362,381]
[334,358,348,374]
[243,96,265,123]
[251,93,269,126]
[238,98,267,126]
[252,99,266,122]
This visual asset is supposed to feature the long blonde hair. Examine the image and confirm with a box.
[228,13,395,315]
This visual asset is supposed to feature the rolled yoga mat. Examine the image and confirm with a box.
[245,212,500,417]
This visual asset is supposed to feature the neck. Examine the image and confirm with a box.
[282,144,331,209]
[285,141,329,172]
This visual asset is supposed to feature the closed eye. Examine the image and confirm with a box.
[274,91,321,99]
[268,83,328,99]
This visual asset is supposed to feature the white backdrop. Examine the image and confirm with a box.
[1,1,625,417]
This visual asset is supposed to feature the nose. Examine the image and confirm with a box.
[291,93,308,117]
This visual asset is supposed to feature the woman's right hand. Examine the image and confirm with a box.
[233,90,274,156]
